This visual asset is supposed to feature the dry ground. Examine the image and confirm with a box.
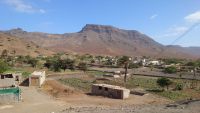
[1,79,200,113]
[42,80,171,107]
[0,86,67,113]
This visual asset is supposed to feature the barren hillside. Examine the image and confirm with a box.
[1,24,199,58]
[0,33,54,57]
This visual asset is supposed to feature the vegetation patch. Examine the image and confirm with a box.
[86,70,106,77]
[59,78,93,92]
[157,91,189,100]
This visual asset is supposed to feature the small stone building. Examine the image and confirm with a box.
[29,71,46,87]
[0,74,21,88]
[91,84,130,99]
[0,74,21,104]
[0,87,21,104]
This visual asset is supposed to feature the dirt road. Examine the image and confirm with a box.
[0,86,67,113]
[60,101,200,113]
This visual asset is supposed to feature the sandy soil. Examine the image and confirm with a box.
[0,86,67,113]
[60,102,200,113]
[1,80,200,113]
[42,80,171,107]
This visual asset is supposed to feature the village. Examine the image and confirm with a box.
[0,52,200,113]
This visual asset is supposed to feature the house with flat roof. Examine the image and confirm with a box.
[0,74,21,104]
[91,84,130,99]
[0,74,21,88]
[29,71,46,87]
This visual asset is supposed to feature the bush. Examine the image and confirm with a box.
[157,77,172,91]
[22,71,31,78]
[164,66,177,74]
[128,63,140,69]
[0,60,9,74]
[175,83,183,90]
[78,62,88,72]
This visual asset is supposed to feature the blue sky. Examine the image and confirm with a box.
[0,0,200,47]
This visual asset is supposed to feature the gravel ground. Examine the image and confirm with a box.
[60,101,200,113]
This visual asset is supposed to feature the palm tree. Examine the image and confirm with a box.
[117,56,130,82]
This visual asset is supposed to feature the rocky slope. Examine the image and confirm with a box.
[1,24,199,58]
[0,33,54,57]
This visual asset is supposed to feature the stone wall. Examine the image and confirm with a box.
[0,93,20,104]
[0,79,15,88]
[0,88,21,104]
[91,84,130,99]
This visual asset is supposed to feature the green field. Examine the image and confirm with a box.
[59,76,200,101]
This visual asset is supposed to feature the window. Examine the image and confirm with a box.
[105,87,108,91]
[1,75,4,79]
[99,86,102,90]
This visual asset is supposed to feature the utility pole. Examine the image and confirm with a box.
[191,67,197,89]
[124,62,128,83]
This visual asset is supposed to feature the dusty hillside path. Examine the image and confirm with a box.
[0,86,67,113]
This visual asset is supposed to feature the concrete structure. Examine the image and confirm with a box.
[0,74,21,88]
[0,74,21,104]
[29,71,46,87]
[91,84,130,99]
[148,60,160,66]
[0,87,21,104]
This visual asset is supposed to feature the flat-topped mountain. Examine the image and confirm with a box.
[0,24,199,58]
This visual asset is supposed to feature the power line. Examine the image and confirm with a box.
[155,21,200,58]
[170,22,200,45]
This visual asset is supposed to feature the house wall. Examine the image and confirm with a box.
[0,78,15,88]
[29,71,46,87]
[122,90,130,99]
[0,88,21,104]
[91,85,130,99]
[0,94,20,104]
[29,77,39,86]
[39,72,46,87]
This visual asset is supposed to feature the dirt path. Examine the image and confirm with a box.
[0,86,67,113]
[60,101,200,113]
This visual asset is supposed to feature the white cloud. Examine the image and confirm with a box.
[161,26,188,38]
[184,11,200,23]
[150,14,158,20]
[4,0,46,14]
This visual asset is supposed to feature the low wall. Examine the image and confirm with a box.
[92,84,130,99]
[0,79,15,88]
[0,88,21,104]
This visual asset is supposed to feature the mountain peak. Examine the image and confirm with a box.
[80,24,120,33]
[6,28,26,34]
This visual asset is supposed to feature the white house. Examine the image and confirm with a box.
[29,71,46,87]
[148,60,161,66]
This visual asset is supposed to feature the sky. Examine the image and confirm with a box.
[0,0,200,47]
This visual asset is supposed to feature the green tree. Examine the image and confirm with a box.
[28,58,38,68]
[128,62,140,69]
[52,60,61,72]
[104,58,113,66]
[117,56,130,82]
[186,61,198,88]
[44,59,53,69]
[186,61,198,67]
[0,59,9,74]
[157,77,172,91]
[164,66,177,74]
[78,62,88,72]
[96,56,103,64]
[60,59,75,71]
